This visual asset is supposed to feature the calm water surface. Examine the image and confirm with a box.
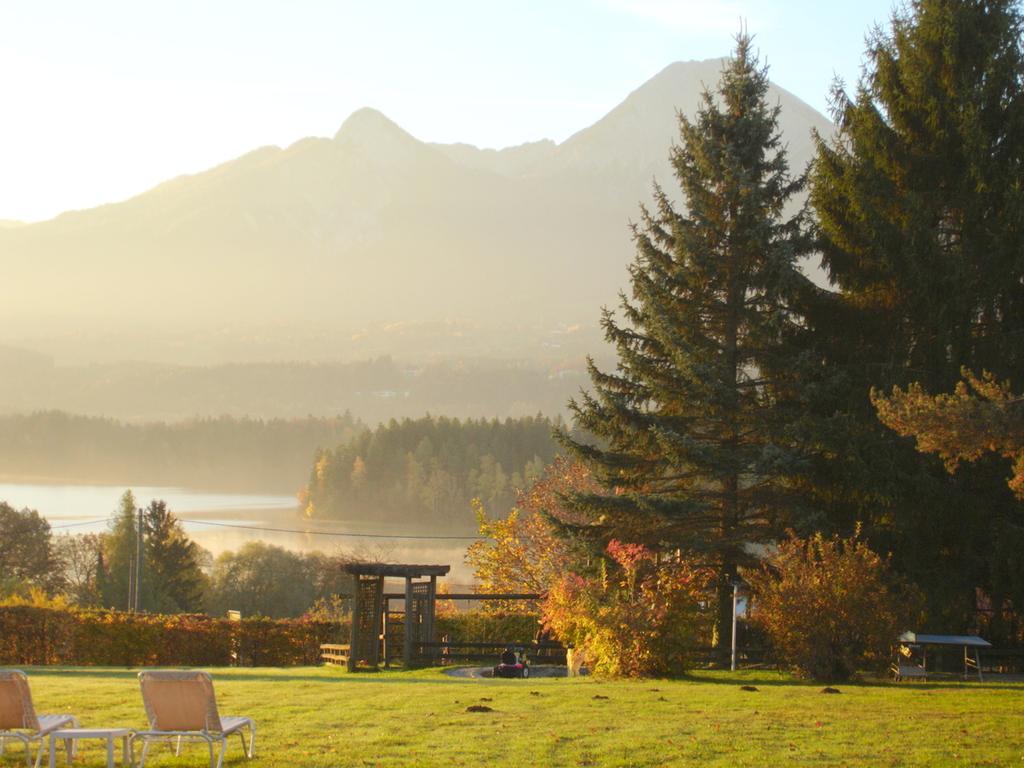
[0,482,475,583]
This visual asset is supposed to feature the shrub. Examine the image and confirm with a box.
[437,611,539,645]
[542,541,712,677]
[747,530,908,682]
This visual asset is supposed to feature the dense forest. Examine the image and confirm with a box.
[0,411,364,492]
[303,415,559,532]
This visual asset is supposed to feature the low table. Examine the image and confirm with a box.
[47,728,133,768]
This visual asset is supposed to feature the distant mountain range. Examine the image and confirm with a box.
[1,59,831,362]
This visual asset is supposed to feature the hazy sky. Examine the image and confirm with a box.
[1,0,896,222]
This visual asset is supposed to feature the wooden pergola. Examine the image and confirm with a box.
[343,562,450,671]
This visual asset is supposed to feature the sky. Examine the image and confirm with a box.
[0,0,898,222]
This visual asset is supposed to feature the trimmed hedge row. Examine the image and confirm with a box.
[0,606,544,667]
[0,606,344,667]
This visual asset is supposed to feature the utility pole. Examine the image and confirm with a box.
[135,507,144,613]
[127,554,135,613]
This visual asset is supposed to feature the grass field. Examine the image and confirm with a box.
[2,666,1022,767]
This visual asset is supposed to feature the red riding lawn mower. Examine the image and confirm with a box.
[493,647,530,679]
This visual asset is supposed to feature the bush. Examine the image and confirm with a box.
[542,541,712,677]
[747,530,908,682]
[437,611,540,645]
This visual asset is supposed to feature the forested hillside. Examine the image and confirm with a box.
[0,412,364,492]
[0,352,586,422]
[302,415,559,531]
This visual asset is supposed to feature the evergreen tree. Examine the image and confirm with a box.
[101,490,140,610]
[807,0,1024,636]
[143,500,206,613]
[560,37,812,649]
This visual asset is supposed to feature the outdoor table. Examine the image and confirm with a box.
[47,727,133,768]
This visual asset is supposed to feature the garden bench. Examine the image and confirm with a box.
[320,644,350,666]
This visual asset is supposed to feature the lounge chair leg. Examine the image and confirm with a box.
[64,737,73,766]
[139,740,150,767]
[176,735,183,756]
[69,719,80,759]
[206,739,216,768]
[32,739,44,768]
[216,739,227,768]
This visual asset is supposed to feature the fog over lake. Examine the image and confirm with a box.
[1,483,477,585]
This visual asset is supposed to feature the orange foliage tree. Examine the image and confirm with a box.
[465,458,596,610]
[872,369,1024,498]
[542,541,713,677]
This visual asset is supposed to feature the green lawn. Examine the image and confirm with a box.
[3,666,1022,767]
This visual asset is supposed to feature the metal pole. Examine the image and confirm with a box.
[127,554,134,612]
[730,581,739,672]
[135,508,144,612]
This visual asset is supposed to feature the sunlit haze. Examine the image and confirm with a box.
[3,0,894,223]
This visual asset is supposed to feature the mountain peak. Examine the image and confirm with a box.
[334,107,410,142]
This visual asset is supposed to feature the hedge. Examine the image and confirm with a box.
[0,606,344,667]
[0,606,544,667]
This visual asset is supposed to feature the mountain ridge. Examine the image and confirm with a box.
[0,58,831,359]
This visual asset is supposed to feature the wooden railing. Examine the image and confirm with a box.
[415,640,566,664]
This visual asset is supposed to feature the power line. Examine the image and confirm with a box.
[47,514,485,541]
[50,518,110,530]
[174,518,484,541]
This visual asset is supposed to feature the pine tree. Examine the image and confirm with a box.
[101,490,139,610]
[560,36,812,649]
[143,500,206,613]
[807,0,1024,636]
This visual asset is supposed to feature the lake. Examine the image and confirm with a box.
[0,482,477,585]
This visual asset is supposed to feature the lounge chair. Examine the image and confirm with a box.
[135,671,255,768]
[0,670,78,768]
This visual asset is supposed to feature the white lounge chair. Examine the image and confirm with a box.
[0,670,78,768]
[135,671,255,768]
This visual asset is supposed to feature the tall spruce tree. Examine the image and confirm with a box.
[144,500,206,613]
[101,490,140,610]
[560,37,812,649]
[807,0,1024,637]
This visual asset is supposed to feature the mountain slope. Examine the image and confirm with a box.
[1,60,831,347]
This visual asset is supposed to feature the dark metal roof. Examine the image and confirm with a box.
[343,562,451,577]
[899,631,992,648]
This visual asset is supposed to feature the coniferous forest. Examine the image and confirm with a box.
[303,415,558,531]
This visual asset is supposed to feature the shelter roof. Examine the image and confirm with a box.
[899,632,992,648]
[343,562,451,578]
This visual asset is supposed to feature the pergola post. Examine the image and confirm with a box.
[427,575,438,663]
[403,576,414,668]
[347,574,360,673]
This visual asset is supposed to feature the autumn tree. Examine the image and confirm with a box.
[873,370,1024,498]
[560,36,812,650]
[54,533,104,606]
[467,458,596,610]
